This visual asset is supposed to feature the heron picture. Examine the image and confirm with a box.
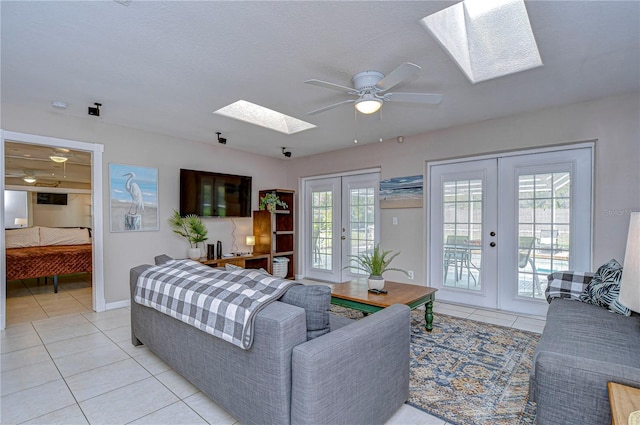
[109,163,159,232]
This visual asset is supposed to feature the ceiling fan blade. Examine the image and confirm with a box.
[384,92,443,105]
[307,99,356,115]
[376,62,421,92]
[305,79,356,94]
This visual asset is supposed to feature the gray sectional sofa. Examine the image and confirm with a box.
[130,263,411,425]
[529,272,640,424]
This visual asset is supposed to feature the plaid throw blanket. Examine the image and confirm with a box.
[545,271,594,303]
[134,259,298,349]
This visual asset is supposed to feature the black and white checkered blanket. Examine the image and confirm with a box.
[545,271,594,303]
[134,259,298,349]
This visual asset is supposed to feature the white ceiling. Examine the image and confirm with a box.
[2,1,639,159]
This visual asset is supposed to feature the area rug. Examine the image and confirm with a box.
[330,306,539,425]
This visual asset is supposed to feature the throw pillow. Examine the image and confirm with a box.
[579,259,631,316]
[279,285,331,340]
[225,263,243,271]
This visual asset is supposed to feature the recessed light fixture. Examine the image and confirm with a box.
[354,95,383,114]
[49,154,68,163]
[51,101,68,109]
[214,100,316,135]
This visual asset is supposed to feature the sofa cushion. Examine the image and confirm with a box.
[39,227,91,246]
[280,285,331,340]
[579,259,630,316]
[5,226,40,248]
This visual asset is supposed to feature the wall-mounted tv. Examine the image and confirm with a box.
[180,169,252,218]
[37,193,68,205]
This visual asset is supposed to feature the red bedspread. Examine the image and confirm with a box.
[5,244,92,281]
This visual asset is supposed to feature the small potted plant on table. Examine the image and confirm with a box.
[346,244,409,290]
[168,210,208,260]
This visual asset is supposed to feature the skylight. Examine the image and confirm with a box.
[214,100,316,135]
[420,0,542,84]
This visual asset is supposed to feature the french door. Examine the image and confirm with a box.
[429,146,592,316]
[304,172,380,282]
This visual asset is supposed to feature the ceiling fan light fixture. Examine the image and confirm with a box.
[49,154,68,163]
[355,96,383,114]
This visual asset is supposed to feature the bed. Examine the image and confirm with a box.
[5,226,92,293]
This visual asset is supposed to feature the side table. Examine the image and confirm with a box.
[608,382,640,425]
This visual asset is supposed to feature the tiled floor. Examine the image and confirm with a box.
[6,274,93,326]
[1,280,545,425]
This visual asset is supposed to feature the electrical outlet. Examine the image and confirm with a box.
[408,270,414,280]
[392,216,398,225]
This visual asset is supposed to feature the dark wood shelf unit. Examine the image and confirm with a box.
[253,189,295,279]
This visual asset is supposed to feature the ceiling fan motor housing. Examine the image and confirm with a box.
[351,71,384,92]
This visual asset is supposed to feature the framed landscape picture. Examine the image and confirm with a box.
[379,175,423,209]
[109,163,159,232]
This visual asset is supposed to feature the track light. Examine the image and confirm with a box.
[88,102,101,116]
[281,147,292,158]
[216,132,227,144]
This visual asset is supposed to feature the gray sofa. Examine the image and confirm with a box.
[130,263,410,425]
[529,272,640,424]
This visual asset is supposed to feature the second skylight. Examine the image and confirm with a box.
[214,100,316,135]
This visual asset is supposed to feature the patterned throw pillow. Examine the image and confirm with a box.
[579,259,631,316]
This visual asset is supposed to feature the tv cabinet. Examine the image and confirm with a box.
[253,189,295,279]
[200,253,271,273]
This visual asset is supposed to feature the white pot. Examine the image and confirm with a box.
[188,247,201,260]
[368,276,385,290]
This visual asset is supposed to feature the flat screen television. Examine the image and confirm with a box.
[180,169,252,217]
[37,193,68,205]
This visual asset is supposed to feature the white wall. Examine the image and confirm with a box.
[32,193,92,228]
[286,93,640,285]
[2,104,291,303]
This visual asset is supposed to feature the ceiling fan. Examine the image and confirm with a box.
[305,62,443,116]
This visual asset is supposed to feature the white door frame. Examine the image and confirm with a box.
[1,130,105,329]
[298,167,381,280]
[425,141,594,312]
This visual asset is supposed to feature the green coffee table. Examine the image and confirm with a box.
[331,279,437,331]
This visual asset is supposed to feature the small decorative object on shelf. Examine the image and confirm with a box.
[259,193,288,213]
[168,210,208,260]
[345,244,409,290]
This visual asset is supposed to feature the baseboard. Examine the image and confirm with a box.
[106,299,131,310]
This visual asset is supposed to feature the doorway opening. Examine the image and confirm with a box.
[1,130,105,329]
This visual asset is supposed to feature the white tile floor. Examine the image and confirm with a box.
[2,283,545,424]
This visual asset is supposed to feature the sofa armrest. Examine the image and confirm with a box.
[533,351,640,425]
[291,304,410,425]
[545,271,594,303]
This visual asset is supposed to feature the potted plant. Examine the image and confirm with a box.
[168,210,208,260]
[259,193,288,213]
[346,244,409,290]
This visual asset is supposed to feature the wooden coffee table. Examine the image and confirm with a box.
[331,279,438,331]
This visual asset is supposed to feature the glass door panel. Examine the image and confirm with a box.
[430,159,498,309]
[341,174,380,281]
[311,190,334,271]
[442,179,483,290]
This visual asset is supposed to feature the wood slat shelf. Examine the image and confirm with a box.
[254,189,296,279]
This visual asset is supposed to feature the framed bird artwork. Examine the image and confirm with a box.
[109,163,159,232]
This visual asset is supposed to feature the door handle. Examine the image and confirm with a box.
[341,236,346,240]
[490,242,496,247]
[490,231,496,237]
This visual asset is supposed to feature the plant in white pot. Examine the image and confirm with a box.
[259,193,288,213]
[168,210,208,260]
[346,244,409,290]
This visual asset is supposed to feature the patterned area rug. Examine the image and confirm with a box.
[330,306,539,425]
